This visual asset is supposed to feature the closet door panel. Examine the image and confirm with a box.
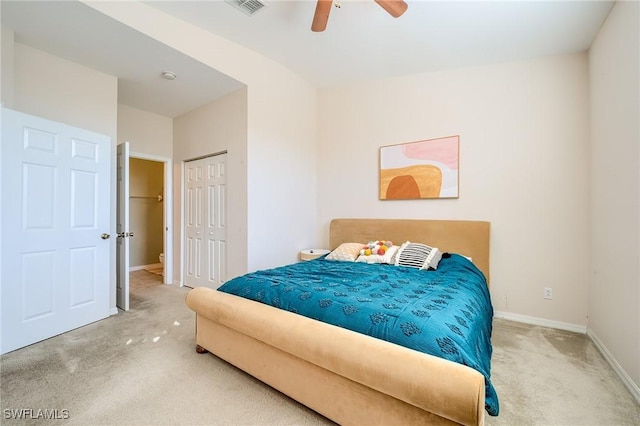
[184,160,204,287]
[184,153,227,288]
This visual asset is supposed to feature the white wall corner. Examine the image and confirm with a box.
[587,328,640,405]
[493,310,587,334]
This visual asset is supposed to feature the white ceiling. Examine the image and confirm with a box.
[1,1,245,118]
[2,0,614,118]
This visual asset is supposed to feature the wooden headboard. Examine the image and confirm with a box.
[329,218,491,283]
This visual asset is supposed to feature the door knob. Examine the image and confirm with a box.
[101,233,111,240]
[128,232,135,238]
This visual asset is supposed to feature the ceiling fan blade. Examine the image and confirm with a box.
[374,0,408,18]
[311,0,333,32]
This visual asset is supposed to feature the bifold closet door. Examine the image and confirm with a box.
[184,154,227,288]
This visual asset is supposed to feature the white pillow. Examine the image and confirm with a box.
[395,241,443,270]
[325,243,364,262]
[356,245,400,264]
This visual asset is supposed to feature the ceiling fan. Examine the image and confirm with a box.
[311,0,408,32]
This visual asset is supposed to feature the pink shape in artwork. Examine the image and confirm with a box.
[402,137,458,169]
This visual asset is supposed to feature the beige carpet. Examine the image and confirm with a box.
[1,271,638,425]
[488,319,639,425]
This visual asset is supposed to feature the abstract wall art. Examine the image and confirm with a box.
[379,135,459,200]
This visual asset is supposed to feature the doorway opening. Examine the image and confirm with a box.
[128,157,165,277]
[129,152,173,288]
[116,146,173,312]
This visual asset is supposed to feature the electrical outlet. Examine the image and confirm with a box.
[543,287,553,300]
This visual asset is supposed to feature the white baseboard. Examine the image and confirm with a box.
[130,263,162,272]
[587,329,640,405]
[493,310,587,334]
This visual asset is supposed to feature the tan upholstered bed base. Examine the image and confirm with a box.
[185,219,491,426]
[187,290,485,426]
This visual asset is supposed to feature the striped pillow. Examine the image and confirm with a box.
[395,242,443,270]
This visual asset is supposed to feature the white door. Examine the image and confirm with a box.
[206,153,227,287]
[184,159,204,287]
[184,153,227,288]
[116,142,130,311]
[1,108,111,354]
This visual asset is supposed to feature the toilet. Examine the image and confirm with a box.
[159,253,164,266]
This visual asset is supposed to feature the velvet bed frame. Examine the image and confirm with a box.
[185,219,491,426]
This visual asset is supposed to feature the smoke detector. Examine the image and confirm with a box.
[161,71,177,80]
[226,0,267,16]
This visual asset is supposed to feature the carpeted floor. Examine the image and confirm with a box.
[488,319,640,425]
[1,270,638,425]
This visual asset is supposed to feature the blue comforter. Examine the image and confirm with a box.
[218,253,499,416]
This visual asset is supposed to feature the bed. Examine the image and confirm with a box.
[185,218,498,425]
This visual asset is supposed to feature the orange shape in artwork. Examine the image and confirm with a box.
[380,165,442,199]
[386,175,420,199]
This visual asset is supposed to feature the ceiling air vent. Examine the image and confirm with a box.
[226,0,267,16]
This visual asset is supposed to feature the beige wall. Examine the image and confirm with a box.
[588,0,640,399]
[173,88,248,283]
[117,104,172,158]
[86,1,319,281]
[12,43,117,138]
[317,53,591,329]
[1,27,14,107]
[129,158,164,267]
[244,73,319,270]
[117,103,172,282]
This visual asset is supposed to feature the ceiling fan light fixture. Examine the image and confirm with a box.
[311,0,408,32]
